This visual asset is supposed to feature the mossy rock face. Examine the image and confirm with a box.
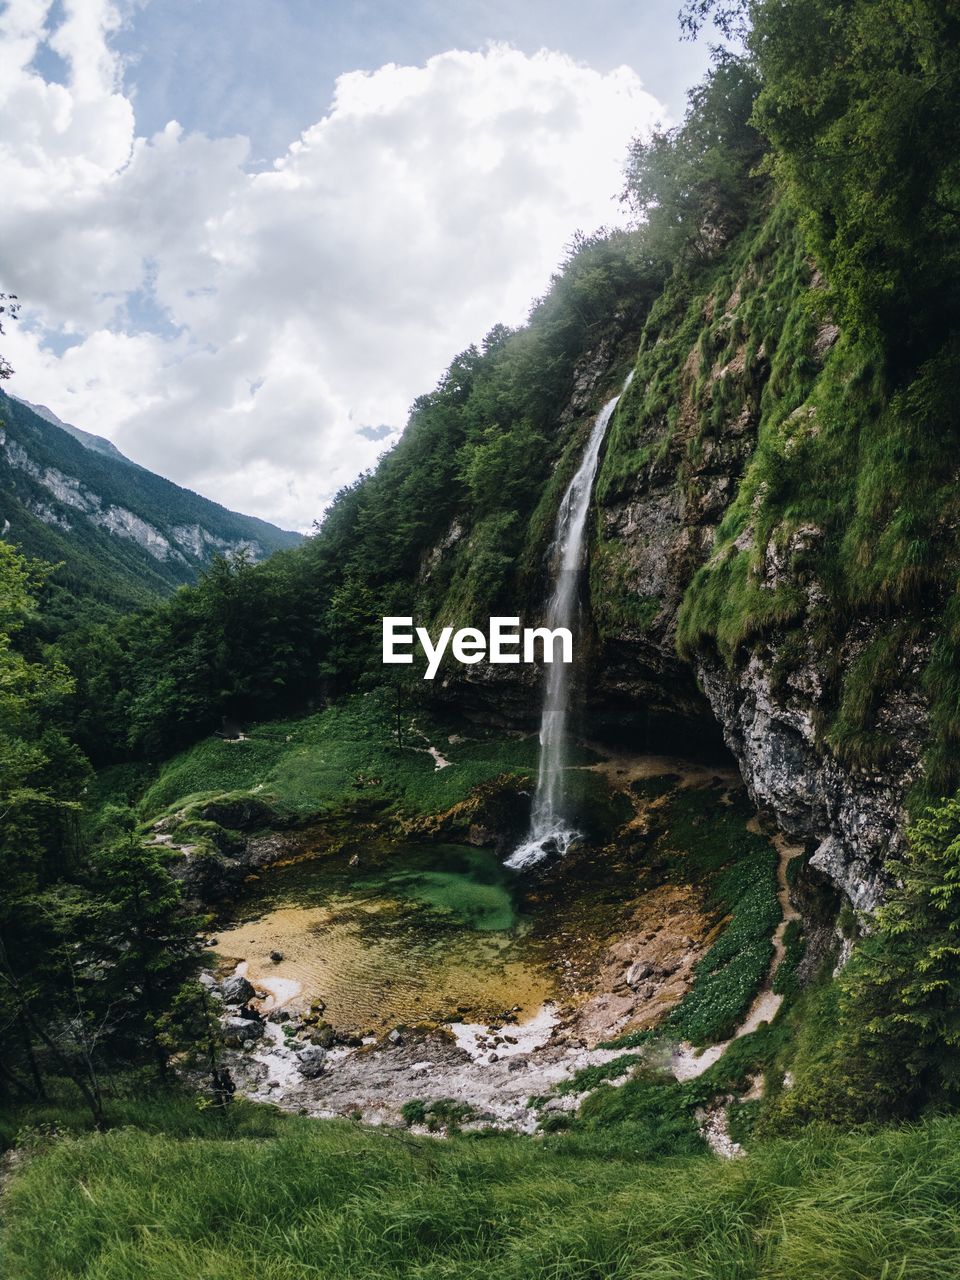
[198,796,282,831]
[564,771,635,842]
[173,819,246,855]
[179,851,247,902]
[405,773,531,848]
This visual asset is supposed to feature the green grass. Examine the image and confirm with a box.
[138,691,544,823]
[626,785,781,1049]
[6,1094,960,1278]
[773,919,806,996]
[604,786,781,1052]
[552,1054,640,1096]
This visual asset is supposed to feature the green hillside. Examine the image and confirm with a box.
[4,1,960,1276]
[0,389,301,624]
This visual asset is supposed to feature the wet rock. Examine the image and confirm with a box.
[220,975,256,1006]
[387,1028,403,1045]
[267,1008,291,1024]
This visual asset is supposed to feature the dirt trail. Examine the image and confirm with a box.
[582,747,740,792]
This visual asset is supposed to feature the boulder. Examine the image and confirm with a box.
[625,961,653,987]
[296,1046,328,1078]
[220,975,256,1006]
[223,1016,265,1048]
[198,797,276,831]
[305,1024,336,1049]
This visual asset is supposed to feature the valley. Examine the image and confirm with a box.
[4,3,960,1272]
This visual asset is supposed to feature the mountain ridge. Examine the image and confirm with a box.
[12,394,131,463]
[0,388,302,619]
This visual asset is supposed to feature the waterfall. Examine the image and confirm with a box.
[506,372,632,870]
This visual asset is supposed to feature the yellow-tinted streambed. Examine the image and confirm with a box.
[214,842,556,1031]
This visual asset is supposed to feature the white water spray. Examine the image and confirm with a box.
[507,372,633,870]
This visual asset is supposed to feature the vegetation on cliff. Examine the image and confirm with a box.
[3,0,960,1273]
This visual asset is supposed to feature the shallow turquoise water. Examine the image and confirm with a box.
[239,842,521,933]
[216,842,546,1029]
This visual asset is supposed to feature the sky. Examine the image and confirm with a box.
[0,0,712,531]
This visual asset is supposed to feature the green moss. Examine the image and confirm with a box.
[773,919,806,996]
[139,692,540,824]
[606,784,781,1050]
[552,1054,640,1096]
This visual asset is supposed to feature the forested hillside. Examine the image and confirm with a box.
[0,390,301,628]
[4,1,960,1275]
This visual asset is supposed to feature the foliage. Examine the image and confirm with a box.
[622,52,766,265]
[0,391,300,629]
[139,691,538,824]
[0,292,19,381]
[751,0,960,376]
[662,786,780,1045]
[773,796,960,1128]
[400,1098,476,1133]
[552,1054,639,1096]
[9,1100,960,1277]
[772,919,806,996]
[0,544,209,1122]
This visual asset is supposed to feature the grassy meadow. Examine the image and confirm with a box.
[3,1095,960,1279]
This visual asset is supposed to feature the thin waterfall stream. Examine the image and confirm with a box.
[507,371,633,869]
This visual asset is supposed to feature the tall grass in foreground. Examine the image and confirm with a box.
[4,1106,960,1278]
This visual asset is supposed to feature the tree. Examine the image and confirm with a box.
[0,292,19,380]
[621,53,765,264]
[86,812,206,1082]
[0,543,91,1108]
[776,795,960,1127]
[750,0,960,376]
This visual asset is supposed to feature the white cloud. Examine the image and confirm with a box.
[0,4,664,529]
